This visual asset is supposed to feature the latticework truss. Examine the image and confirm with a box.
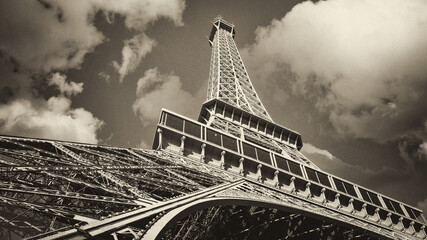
[1,16,426,240]
[1,132,426,239]
[207,17,272,121]
[0,136,226,239]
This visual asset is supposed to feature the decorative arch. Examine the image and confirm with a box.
[142,197,388,239]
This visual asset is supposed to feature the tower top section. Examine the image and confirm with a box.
[206,16,273,121]
[208,16,235,46]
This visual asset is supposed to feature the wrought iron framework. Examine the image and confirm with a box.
[0,136,228,239]
[208,17,272,121]
[1,16,426,240]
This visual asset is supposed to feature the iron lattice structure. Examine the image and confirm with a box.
[207,17,272,121]
[1,17,426,240]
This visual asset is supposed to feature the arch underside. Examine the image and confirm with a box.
[162,205,380,240]
[146,197,389,240]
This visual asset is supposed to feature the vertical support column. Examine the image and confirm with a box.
[393,217,405,231]
[300,182,312,199]
[283,176,296,194]
[220,151,226,169]
[296,182,311,199]
[341,198,355,214]
[256,164,262,182]
[215,26,221,99]
[327,193,341,209]
[294,135,299,149]
[387,214,394,227]
[356,203,368,218]
[416,226,426,238]
[403,221,416,235]
[179,136,186,155]
[238,157,245,176]
[312,188,327,204]
[381,213,393,227]
[367,208,381,223]
[273,170,280,188]
[374,208,381,223]
[200,143,206,162]
[156,129,163,150]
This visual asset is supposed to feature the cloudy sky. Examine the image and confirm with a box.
[0,0,426,213]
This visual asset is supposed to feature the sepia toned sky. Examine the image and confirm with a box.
[0,0,426,213]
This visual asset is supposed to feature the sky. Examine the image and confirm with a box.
[0,0,426,214]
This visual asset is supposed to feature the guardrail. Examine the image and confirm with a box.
[155,109,427,235]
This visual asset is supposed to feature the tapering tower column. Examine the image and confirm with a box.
[207,16,272,121]
[201,16,319,169]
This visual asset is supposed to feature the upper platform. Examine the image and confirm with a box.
[152,109,427,232]
[208,16,236,46]
[198,99,303,150]
[206,16,272,121]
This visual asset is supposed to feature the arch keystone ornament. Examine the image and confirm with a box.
[0,17,425,240]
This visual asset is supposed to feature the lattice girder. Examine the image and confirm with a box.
[0,136,228,238]
[207,18,272,121]
[25,146,426,239]
[2,17,426,240]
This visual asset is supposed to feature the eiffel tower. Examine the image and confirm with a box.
[1,16,426,240]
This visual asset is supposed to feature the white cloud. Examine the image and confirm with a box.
[0,0,185,73]
[0,0,186,143]
[301,143,333,160]
[0,96,103,144]
[0,70,103,143]
[99,0,186,81]
[113,34,157,82]
[242,0,427,143]
[98,72,111,83]
[132,68,198,126]
[48,72,83,96]
[96,0,185,30]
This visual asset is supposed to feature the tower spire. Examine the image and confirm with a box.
[207,17,272,121]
